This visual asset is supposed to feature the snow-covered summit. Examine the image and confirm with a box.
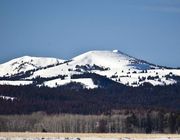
[72,50,156,70]
[0,56,65,77]
[29,50,153,80]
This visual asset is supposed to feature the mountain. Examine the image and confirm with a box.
[1,50,180,115]
[0,56,65,76]
[0,50,180,88]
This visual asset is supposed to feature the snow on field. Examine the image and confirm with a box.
[0,137,180,140]
[0,138,79,140]
[44,78,98,89]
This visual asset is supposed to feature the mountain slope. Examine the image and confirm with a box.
[72,50,157,70]
[0,50,180,88]
[0,56,65,77]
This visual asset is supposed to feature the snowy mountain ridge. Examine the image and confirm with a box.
[0,56,65,77]
[0,50,180,88]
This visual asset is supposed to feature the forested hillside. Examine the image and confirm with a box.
[0,83,180,115]
[0,78,180,133]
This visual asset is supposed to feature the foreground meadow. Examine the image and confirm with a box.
[0,133,180,140]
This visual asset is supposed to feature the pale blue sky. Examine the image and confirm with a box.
[0,0,180,67]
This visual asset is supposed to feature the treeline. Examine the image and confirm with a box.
[0,111,180,133]
[0,83,180,114]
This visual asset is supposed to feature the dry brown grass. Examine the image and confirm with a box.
[0,132,180,139]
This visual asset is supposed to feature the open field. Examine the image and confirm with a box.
[0,133,180,140]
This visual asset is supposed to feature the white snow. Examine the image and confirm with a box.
[72,50,136,69]
[0,137,180,140]
[44,78,98,89]
[0,50,180,88]
[0,56,65,77]
[27,50,153,85]
[0,80,33,86]
[0,95,16,101]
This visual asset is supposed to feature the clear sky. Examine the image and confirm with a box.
[0,0,180,67]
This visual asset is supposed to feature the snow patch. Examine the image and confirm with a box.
[0,80,33,86]
[0,95,16,101]
[44,78,98,89]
